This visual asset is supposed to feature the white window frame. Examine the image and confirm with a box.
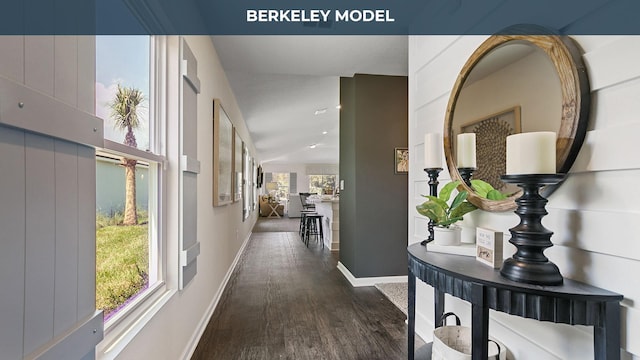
[96,36,175,359]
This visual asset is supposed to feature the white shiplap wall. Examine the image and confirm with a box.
[409,34,640,359]
[0,35,102,359]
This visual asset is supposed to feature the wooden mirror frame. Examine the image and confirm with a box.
[444,25,591,212]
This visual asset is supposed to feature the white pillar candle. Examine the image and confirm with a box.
[424,133,442,168]
[457,133,476,168]
[506,131,556,174]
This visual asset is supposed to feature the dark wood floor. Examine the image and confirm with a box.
[191,230,422,360]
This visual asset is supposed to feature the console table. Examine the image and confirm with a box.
[407,243,623,360]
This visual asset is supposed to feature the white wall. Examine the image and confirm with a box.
[409,34,640,359]
[93,36,257,359]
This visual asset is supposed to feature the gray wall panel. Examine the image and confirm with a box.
[77,145,97,319]
[180,38,201,289]
[24,133,56,355]
[25,36,54,96]
[0,36,24,83]
[0,125,27,360]
[339,75,408,278]
[54,36,78,107]
[53,139,79,334]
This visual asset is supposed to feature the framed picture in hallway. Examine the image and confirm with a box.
[233,129,243,202]
[395,147,408,174]
[213,98,233,206]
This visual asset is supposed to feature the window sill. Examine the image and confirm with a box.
[96,284,176,360]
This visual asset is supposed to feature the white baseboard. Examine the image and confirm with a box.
[181,231,252,360]
[337,261,408,287]
[414,308,433,344]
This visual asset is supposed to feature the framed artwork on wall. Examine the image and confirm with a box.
[395,147,409,174]
[233,128,243,202]
[213,98,233,206]
[256,165,263,188]
[459,106,521,190]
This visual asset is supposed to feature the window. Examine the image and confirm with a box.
[309,174,337,195]
[96,36,151,150]
[95,36,165,325]
[271,172,290,201]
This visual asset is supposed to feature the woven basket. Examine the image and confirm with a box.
[432,312,506,360]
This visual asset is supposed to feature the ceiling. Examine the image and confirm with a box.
[211,36,408,165]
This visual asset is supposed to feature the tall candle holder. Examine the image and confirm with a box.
[457,167,475,187]
[421,167,442,245]
[500,174,565,285]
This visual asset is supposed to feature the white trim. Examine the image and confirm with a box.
[337,261,408,287]
[180,231,253,360]
[329,241,339,251]
[100,139,165,163]
[97,288,175,360]
[414,308,433,345]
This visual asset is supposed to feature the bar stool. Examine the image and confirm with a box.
[299,209,317,241]
[303,214,324,248]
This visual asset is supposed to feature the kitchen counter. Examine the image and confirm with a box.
[308,197,339,250]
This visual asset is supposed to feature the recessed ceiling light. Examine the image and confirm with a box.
[309,144,317,149]
[322,131,328,135]
[335,104,342,109]
[314,108,327,115]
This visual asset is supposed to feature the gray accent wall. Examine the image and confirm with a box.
[339,74,408,278]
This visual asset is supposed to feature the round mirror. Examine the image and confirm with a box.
[444,25,590,212]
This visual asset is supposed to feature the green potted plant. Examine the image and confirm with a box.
[416,180,477,245]
[470,179,509,200]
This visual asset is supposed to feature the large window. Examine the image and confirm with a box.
[271,173,290,201]
[95,36,164,324]
[309,174,337,195]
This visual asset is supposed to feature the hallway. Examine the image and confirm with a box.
[191,228,415,359]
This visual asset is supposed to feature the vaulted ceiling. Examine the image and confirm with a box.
[211,35,408,165]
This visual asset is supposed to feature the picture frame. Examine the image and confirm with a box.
[394,147,408,174]
[459,106,521,190]
[256,165,263,188]
[233,128,243,202]
[213,98,233,206]
[242,142,250,220]
[476,227,504,268]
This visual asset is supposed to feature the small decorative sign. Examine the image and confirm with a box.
[476,227,503,268]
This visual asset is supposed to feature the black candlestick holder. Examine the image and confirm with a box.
[500,173,566,285]
[421,167,442,246]
[458,167,475,187]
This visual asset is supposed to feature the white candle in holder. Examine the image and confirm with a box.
[457,133,476,168]
[424,133,442,168]
[506,131,556,174]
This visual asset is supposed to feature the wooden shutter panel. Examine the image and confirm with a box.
[179,38,201,289]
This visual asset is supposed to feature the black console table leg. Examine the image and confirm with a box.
[408,269,416,360]
[434,289,445,327]
[471,283,489,360]
[594,301,620,360]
